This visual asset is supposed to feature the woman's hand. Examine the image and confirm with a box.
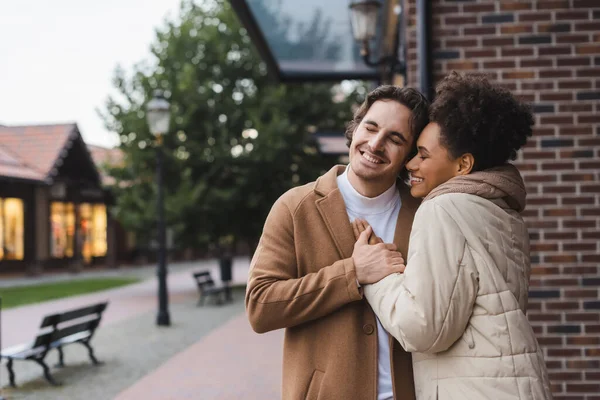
[351,218,384,245]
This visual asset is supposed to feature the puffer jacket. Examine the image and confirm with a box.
[364,164,553,400]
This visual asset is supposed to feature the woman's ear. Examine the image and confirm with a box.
[457,153,474,175]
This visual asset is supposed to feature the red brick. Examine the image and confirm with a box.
[538,337,564,346]
[536,0,570,9]
[577,68,600,77]
[563,196,595,205]
[573,0,599,7]
[562,173,595,181]
[567,383,600,393]
[503,70,536,79]
[539,46,572,56]
[549,372,583,381]
[502,47,535,57]
[524,83,555,93]
[445,38,478,48]
[540,115,574,124]
[558,80,593,89]
[566,313,600,322]
[527,197,558,205]
[519,12,552,22]
[576,44,600,55]
[446,60,479,70]
[445,15,478,25]
[465,49,497,58]
[561,126,594,135]
[544,185,576,194]
[556,11,592,20]
[559,103,594,113]
[582,207,600,215]
[541,162,576,170]
[574,22,600,32]
[545,231,577,240]
[463,3,496,13]
[463,26,496,36]
[543,209,576,217]
[523,150,556,159]
[482,37,514,46]
[501,25,534,34]
[579,114,600,123]
[539,92,573,101]
[546,301,580,310]
[548,348,583,357]
[521,58,554,68]
[557,34,591,44]
[539,69,572,78]
[568,336,600,345]
[565,289,598,297]
[557,57,591,67]
[484,60,516,69]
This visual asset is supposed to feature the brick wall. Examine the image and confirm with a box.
[405,0,600,398]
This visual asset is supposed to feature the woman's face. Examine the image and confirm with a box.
[406,122,464,198]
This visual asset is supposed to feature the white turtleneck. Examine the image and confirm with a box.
[337,166,401,400]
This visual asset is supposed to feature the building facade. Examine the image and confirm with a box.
[232,0,600,398]
[0,123,121,274]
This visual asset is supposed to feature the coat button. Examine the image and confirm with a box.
[363,324,374,335]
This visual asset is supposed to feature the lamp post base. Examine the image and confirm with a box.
[156,312,171,326]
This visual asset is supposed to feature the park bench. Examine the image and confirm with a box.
[0,302,108,387]
[192,271,230,306]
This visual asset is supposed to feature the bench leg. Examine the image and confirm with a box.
[81,341,102,365]
[55,345,65,367]
[34,358,60,386]
[7,358,16,388]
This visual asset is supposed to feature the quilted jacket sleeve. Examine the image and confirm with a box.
[246,196,363,334]
[364,200,479,353]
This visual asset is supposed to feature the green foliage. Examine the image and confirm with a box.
[101,0,365,251]
[0,278,140,309]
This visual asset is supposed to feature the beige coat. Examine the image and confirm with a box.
[246,165,421,400]
[365,165,553,400]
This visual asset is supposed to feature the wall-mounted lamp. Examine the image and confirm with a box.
[349,0,405,74]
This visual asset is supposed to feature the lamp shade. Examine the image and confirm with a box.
[146,90,171,137]
[349,0,381,42]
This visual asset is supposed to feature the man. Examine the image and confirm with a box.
[246,86,429,400]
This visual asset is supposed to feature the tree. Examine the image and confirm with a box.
[101,0,366,255]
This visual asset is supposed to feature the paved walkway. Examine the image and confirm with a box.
[0,257,284,399]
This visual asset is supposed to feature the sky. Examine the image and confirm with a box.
[0,0,183,148]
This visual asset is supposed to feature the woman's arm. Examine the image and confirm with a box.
[364,200,479,353]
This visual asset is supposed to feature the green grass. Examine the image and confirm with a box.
[0,277,141,309]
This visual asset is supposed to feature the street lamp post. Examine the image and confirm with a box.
[349,0,406,75]
[146,90,171,327]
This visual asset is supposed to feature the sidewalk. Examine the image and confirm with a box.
[1,256,284,400]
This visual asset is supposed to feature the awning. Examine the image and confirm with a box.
[230,0,383,82]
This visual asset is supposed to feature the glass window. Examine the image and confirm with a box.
[0,198,24,260]
[80,203,93,263]
[51,202,75,258]
[245,0,381,80]
[92,204,107,257]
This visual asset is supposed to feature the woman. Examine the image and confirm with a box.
[357,72,553,399]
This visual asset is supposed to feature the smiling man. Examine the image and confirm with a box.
[246,86,429,400]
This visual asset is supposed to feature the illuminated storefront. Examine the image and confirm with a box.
[0,123,117,274]
[0,198,25,260]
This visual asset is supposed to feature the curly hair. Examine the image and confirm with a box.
[430,72,533,171]
[345,85,430,158]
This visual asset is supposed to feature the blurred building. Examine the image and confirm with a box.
[0,123,130,274]
[232,0,600,397]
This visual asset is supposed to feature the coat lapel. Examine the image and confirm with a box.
[393,185,421,258]
[314,166,356,259]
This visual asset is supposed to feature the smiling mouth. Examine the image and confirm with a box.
[409,173,423,185]
[359,150,384,165]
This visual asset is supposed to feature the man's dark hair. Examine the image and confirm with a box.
[430,72,534,172]
[345,86,430,158]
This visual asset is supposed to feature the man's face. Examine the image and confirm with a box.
[348,100,414,194]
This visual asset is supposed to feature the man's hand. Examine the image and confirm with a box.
[352,223,406,285]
